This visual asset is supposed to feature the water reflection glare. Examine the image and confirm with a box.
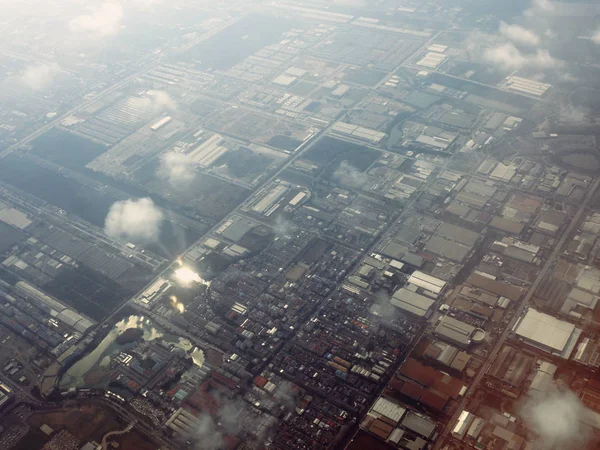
[173,266,210,287]
[170,295,186,313]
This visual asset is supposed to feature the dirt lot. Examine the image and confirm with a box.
[28,404,122,443]
[111,429,159,450]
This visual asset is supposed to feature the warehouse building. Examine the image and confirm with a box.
[424,235,471,262]
[272,74,297,86]
[437,223,479,246]
[423,340,471,372]
[369,396,407,425]
[536,209,566,236]
[435,316,482,347]
[491,237,540,264]
[407,271,447,296]
[15,281,95,333]
[166,407,202,439]
[135,277,171,309]
[401,412,437,439]
[415,132,456,151]
[150,116,172,131]
[0,201,32,229]
[560,287,598,319]
[504,75,551,97]
[489,163,517,182]
[466,273,523,302]
[390,288,435,318]
[513,308,582,359]
[452,410,475,439]
[0,383,12,409]
[489,216,524,235]
[416,52,447,69]
[330,121,387,145]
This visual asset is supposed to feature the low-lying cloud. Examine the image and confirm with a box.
[158,152,195,188]
[525,0,556,16]
[128,90,177,114]
[499,22,540,47]
[188,390,285,449]
[69,2,124,37]
[20,63,61,90]
[191,415,223,450]
[332,0,367,6]
[104,198,163,243]
[520,388,594,449]
[592,29,600,45]
[273,215,297,238]
[557,105,592,125]
[146,90,177,111]
[333,161,369,189]
[483,42,562,71]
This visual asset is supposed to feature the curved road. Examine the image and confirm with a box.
[101,424,133,450]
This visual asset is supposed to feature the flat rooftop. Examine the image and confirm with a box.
[514,308,580,357]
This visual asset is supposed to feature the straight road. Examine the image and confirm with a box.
[95,110,339,329]
[433,177,600,449]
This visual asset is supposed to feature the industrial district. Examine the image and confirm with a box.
[0,0,599,450]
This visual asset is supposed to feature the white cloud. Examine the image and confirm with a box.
[332,0,367,6]
[520,388,594,449]
[129,90,177,113]
[148,90,177,111]
[273,215,297,238]
[190,415,223,450]
[69,2,124,37]
[592,29,600,45]
[483,42,562,71]
[333,161,369,189]
[20,63,61,90]
[104,198,163,243]
[525,0,556,16]
[499,21,540,47]
[158,152,195,188]
[558,105,591,124]
[532,0,555,11]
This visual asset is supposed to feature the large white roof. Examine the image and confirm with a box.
[391,288,435,317]
[371,397,406,423]
[514,309,576,352]
[408,271,446,294]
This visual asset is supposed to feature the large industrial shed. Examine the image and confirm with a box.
[513,308,581,359]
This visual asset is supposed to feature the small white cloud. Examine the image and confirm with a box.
[273,215,297,238]
[521,388,594,449]
[499,21,540,47]
[483,42,562,71]
[69,2,124,37]
[104,198,163,243]
[20,63,61,90]
[149,90,177,111]
[332,0,367,6]
[558,105,590,124]
[532,0,555,11]
[333,161,369,189]
[525,0,556,15]
[158,152,195,188]
[128,90,177,113]
[592,29,600,45]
